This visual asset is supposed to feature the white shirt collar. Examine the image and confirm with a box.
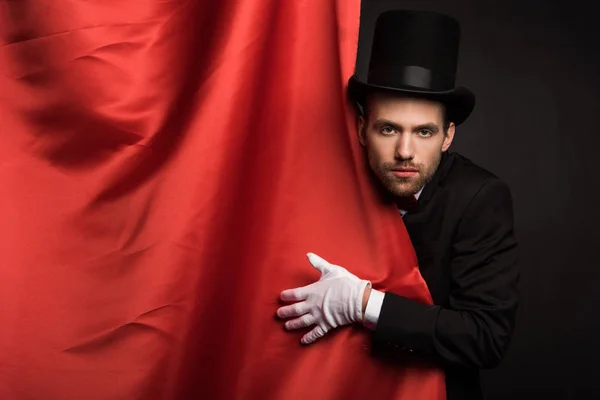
[398,186,425,216]
[414,187,424,200]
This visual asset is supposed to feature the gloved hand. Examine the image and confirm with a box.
[277,253,371,344]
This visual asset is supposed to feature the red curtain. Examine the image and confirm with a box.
[0,1,445,399]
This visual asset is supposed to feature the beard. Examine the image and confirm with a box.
[370,154,441,198]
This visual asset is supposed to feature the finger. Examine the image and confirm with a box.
[284,314,317,330]
[280,286,310,302]
[301,325,328,345]
[306,253,332,274]
[277,301,311,318]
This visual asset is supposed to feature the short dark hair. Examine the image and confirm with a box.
[359,92,451,134]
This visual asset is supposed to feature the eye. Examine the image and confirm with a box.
[380,126,396,135]
[417,129,433,137]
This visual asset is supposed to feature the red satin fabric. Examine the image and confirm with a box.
[0,1,445,399]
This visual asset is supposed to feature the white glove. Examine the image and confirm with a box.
[277,253,371,344]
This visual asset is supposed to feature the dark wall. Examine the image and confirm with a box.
[357,1,600,398]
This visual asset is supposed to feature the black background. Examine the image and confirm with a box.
[357,1,600,398]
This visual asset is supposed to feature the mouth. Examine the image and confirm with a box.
[390,167,418,178]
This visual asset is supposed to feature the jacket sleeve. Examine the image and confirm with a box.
[374,178,520,369]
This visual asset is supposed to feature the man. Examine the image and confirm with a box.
[276,9,519,400]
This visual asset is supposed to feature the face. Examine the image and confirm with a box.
[358,93,455,197]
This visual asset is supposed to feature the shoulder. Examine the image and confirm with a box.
[440,152,514,217]
[444,152,511,198]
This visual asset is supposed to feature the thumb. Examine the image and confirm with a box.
[301,325,328,345]
[306,253,331,275]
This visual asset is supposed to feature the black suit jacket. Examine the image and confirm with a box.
[373,151,520,400]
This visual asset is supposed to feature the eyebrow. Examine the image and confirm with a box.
[373,119,440,133]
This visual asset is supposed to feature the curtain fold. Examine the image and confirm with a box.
[0,1,445,398]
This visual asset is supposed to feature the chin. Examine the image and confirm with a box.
[374,171,422,198]
[389,184,418,197]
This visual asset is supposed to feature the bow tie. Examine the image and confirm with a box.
[396,195,419,212]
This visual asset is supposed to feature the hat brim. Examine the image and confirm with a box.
[348,75,475,126]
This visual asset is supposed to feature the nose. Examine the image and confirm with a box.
[395,133,414,161]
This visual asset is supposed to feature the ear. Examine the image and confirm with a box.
[358,116,367,146]
[442,122,455,151]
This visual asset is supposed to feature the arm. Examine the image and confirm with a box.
[371,178,520,368]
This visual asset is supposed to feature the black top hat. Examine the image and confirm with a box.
[348,10,475,125]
